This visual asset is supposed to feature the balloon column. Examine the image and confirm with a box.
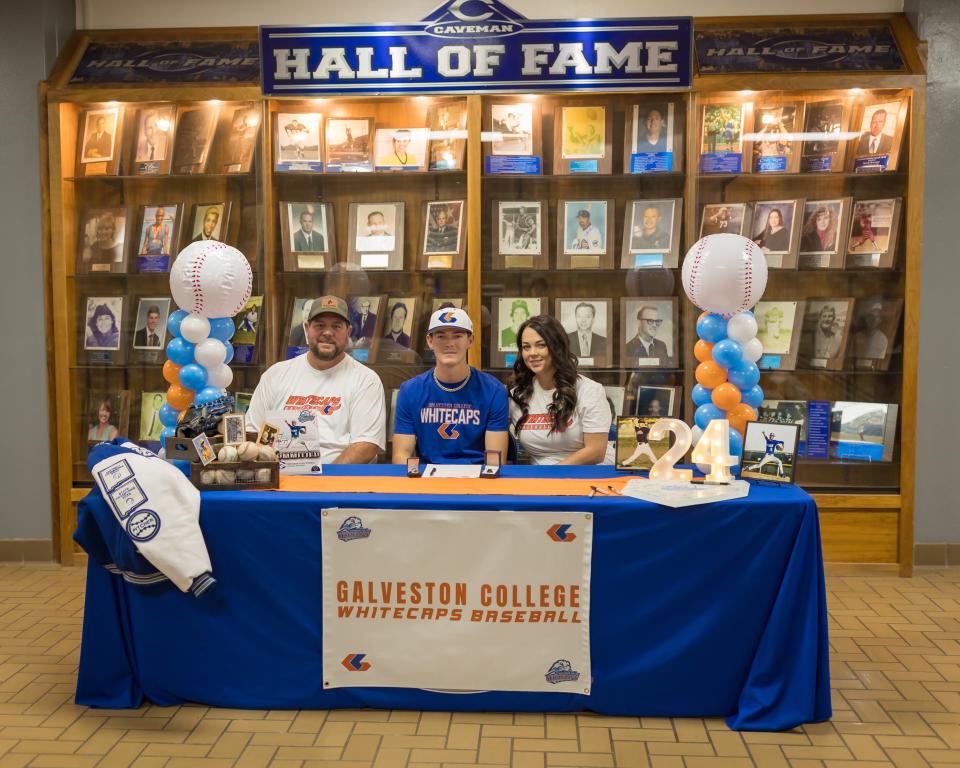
[680,233,769,462]
[157,241,254,444]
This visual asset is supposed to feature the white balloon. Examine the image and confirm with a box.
[170,241,253,318]
[726,311,759,343]
[205,364,234,389]
[195,338,227,368]
[681,234,768,316]
[179,314,211,344]
[741,336,764,363]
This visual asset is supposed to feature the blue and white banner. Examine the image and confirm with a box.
[261,0,691,96]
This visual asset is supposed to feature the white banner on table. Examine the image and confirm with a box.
[321,508,592,693]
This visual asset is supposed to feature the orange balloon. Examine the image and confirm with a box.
[166,383,194,411]
[729,403,757,422]
[162,360,181,385]
[695,360,727,389]
[694,340,714,364]
[729,414,747,435]
[712,382,742,411]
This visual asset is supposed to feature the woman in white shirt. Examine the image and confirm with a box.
[509,314,614,465]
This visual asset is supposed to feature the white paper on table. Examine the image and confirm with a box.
[620,479,750,508]
[423,464,482,479]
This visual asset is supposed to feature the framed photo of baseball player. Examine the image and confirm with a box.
[218,102,260,174]
[420,200,465,270]
[554,104,613,175]
[615,417,670,472]
[558,200,614,270]
[800,96,852,173]
[849,92,908,173]
[325,117,374,172]
[798,197,853,269]
[492,296,544,368]
[699,100,751,174]
[232,295,263,365]
[741,422,800,484]
[171,102,219,175]
[493,200,547,270]
[76,104,124,177]
[799,298,855,370]
[754,300,804,371]
[845,198,903,269]
[750,199,802,269]
[621,199,682,269]
[620,298,678,369]
[847,297,903,371]
[556,298,612,368]
[427,100,467,171]
[347,294,386,364]
[484,99,542,175]
[129,103,176,176]
[750,101,804,174]
[279,201,336,271]
[274,110,323,173]
[623,100,684,174]
[347,202,404,271]
[76,207,129,274]
[830,401,899,462]
[699,202,752,238]
[377,296,420,364]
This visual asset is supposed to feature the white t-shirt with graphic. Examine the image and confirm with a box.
[509,375,614,465]
[246,353,385,463]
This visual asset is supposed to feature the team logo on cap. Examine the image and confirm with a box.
[321,296,339,308]
[439,310,458,323]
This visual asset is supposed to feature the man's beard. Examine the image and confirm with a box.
[308,337,344,361]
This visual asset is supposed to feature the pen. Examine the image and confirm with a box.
[429,467,437,477]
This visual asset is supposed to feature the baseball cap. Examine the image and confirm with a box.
[307,295,349,323]
[427,307,473,334]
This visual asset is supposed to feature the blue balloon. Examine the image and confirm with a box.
[729,360,761,390]
[160,426,176,441]
[158,403,180,428]
[742,384,764,409]
[167,309,188,338]
[695,403,725,430]
[166,337,196,366]
[209,317,236,342]
[696,313,727,343]
[712,338,744,369]
[195,386,227,406]
[691,384,713,407]
[728,427,743,457]
[179,363,208,392]
[223,341,235,365]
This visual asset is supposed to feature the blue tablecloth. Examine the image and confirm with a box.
[76,465,830,731]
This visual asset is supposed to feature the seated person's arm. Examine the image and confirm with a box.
[333,441,380,465]
[484,430,509,461]
[558,383,612,465]
[391,386,417,464]
[392,434,417,464]
[334,370,387,464]
[484,384,510,462]
[558,431,608,465]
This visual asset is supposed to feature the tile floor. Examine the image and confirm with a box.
[0,563,958,767]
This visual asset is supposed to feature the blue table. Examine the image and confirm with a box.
[75,465,830,731]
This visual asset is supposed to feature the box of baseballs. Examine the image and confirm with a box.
[189,440,280,491]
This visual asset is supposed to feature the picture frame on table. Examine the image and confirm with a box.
[347,202,404,271]
[615,417,670,472]
[285,296,313,359]
[557,199,614,270]
[484,99,542,174]
[847,297,903,371]
[699,101,751,174]
[130,103,175,175]
[845,198,903,269]
[420,200,465,270]
[85,390,130,445]
[623,100,683,174]
[135,203,182,273]
[347,294,386,363]
[699,202,752,238]
[76,104,124,176]
[750,101,803,174]
[620,298,678,369]
[377,297,420,364]
[274,111,323,172]
[279,201,336,271]
[556,298,612,368]
[749,199,802,269]
[554,103,613,175]
[325,116,374,172]
[493,200,548,270]
[171,102,219,174]
[234,392,253,415]
[138,391,165,443]
[849,92,908,173]
[493,296,544,368]
[374,127,429,171]
[231,295,263,365]
[635,386,681,419]
[131,297,170,352]
[427,100,467,171]
[741,422,800,484]
[222,414,246,447]
[621,198,682,269]
[219,102,260,174]
[754,300,804,370]
[188,202,231,245]
[800,97,851,173]
[76,207,129,274]
[797,197,853,269]
[799,298,855,370]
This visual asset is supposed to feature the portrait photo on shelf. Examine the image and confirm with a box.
[741,421,800,484]
[232,295,262,364]
[131,103,176,175]
[700,101,750,173]
[374,127,429,171]
[849,92,908,172]
[846,198,903,269]
[556,298,612,368]
[275,111,323,172]
[621,198,682,269]
[754,300,804,370]
[76,208,128,274]
[378,297,420,363]
[558,199,613,269]
[85,390,129,445]
[421,200,465,270]
[635,386,680,419]
[800,96,851,173]
[750,199,802,269]
[620,298,678,369]
[426,100,466,170]
[325,116,374,172]
[495,296,543,364]
[615,417,669,472]
[219,102,261,173]
[624,100,682,173]
[797,197,853,269]
[750,101,803,174]
[490,101,537,156]
[172,102,219,174]
[830,401,898,462]
[82,296,124,353]
[280,201,335,271]
[699,202,752,238]
[847,297,903,371]
[494,200,546,269]
[139,391,166,444]
[286,296,313,358]
[131,297,170,352]
[136,204,181,273]
[555,104,612,174]
[799,298,854,370]
[76,104,123,176]
[189,202,231,245]
[347,295,385,362]
[347,202,404,271]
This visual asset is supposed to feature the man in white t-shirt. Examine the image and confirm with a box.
[246,295,385,464]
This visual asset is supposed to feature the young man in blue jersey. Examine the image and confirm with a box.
[392,308,509,465]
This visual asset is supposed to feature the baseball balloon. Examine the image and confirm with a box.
[741,337,764,363]
[195,338,227,368]
[180,314,211,344]
[726,311,759,343]
[169,241,252,318]
[681,234,768,317]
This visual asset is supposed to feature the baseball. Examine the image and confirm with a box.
[237,441,259,461]
[169,241,253,318]
[217,445,239,463]
[257,445,277,462]
[215,469,236,485]
[256,468,273,482]
[681,234,768,317]
[236,468,255,483]
[200,469,216,485]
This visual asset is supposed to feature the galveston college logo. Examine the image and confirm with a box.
[425,0,524,38]
[545,659,580,684]
[439,311,458,323]
[337,516,371,542]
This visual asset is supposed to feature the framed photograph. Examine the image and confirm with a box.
[275,111,323,172]
[750,102,803,174]
[846,198,903,269]
[635,386,680,419]
[325,117,374,172]
[621,199,682,269]
[235,393,253,415]
[493,200,547,270]
[279,201,335,271]
[800,97,851,173]
[76,105,123,176]
[286,296,313,359]
[86,391,130,444]
[427,100,467,170]
[135,204,181,273]
[347,202,404,271]
[624,100,683,174]
[850,93,908,172]
[556,298,612,368]
[76,208,128,274]
[554,104,613,174]
[219,102,260,173]
[699,203,751,238]
[347,294,385,363]
[799,298,855,370]
[798,197,853,269]
[847,297,903,371]
[222,414,246,446]
[741,422,800,484]
[420,200,465,270]
[758,399,807,441]
[558,199,614,269]
[374,127,429,170]
[700,102,750,173]
[603,386,626,420]
[493,296,543,367]
[616,417,670,472]
[377,297,420,364]
[750,199,802,269]
[130,103,176,175]
[172,103,219,174]
[138,391,165,443]
[830,401,899,462]
[620,298,678,369]
[188,202,231,245]
[232,296,263,365]
[484,99,542,174]
[132,297,170,351]
[754,300,804,370]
